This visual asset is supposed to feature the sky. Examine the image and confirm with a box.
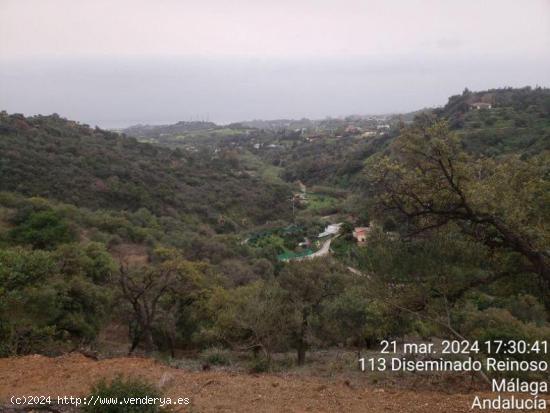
[1,0,549,127]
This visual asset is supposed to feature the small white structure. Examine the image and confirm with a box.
[318,223,342,238]
[362,131,377,138]
[470,102,492,110]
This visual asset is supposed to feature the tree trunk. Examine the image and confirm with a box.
[142,326,154,353]
[128,337,139,355]
[297,344,306,366]
[128,322,141,355]
[169,336,175,358]
[296,308,308,366]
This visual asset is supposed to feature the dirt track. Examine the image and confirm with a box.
[0,354,544,412]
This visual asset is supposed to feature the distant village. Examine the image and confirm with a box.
[122,114,401,155]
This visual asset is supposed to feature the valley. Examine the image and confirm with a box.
[0,87,549,412]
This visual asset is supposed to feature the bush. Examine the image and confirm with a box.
[514,117,528,127]
[247,356,270,373]
[83,376,166,413]
[200,347,232,366]
[456,304,550,378]
[9,209,75,249]
[484,117,497,126]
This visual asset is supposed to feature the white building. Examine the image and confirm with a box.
[318,223,342,238]
[470,102,492,110]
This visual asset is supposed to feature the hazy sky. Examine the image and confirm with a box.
[1,0,549,127]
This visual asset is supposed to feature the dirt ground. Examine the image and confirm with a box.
[0,354,546,412]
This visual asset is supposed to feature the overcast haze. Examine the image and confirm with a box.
[1,0,549,127]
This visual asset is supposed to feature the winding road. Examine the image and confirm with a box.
[308,237,333,258]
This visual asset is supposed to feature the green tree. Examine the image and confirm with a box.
[117,250,203,354]
[367,121,549,295]
[204,280,292,363]
[277,258,349,365]
[56,242,115,283]
[321,285,397,354]
[0,247,111,355]
[9,209,75,249]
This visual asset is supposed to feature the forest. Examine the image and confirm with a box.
[0,87,549,385]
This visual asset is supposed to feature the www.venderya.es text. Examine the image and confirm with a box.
[10,395,190,407]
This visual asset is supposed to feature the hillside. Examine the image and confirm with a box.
[0,112,292,226]
[0,87,548,413]
[122,87,550,191]
[123,121,218,139]
[435,86,550,155]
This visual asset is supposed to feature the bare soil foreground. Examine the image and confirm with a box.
[0,354,546,412]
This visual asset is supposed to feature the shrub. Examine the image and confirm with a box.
[9,209,75,249]
[248,356,270,373]
[514,117,528,127]
[200,347,232,366]
[83,376,166,413]
[484,117,497,126]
